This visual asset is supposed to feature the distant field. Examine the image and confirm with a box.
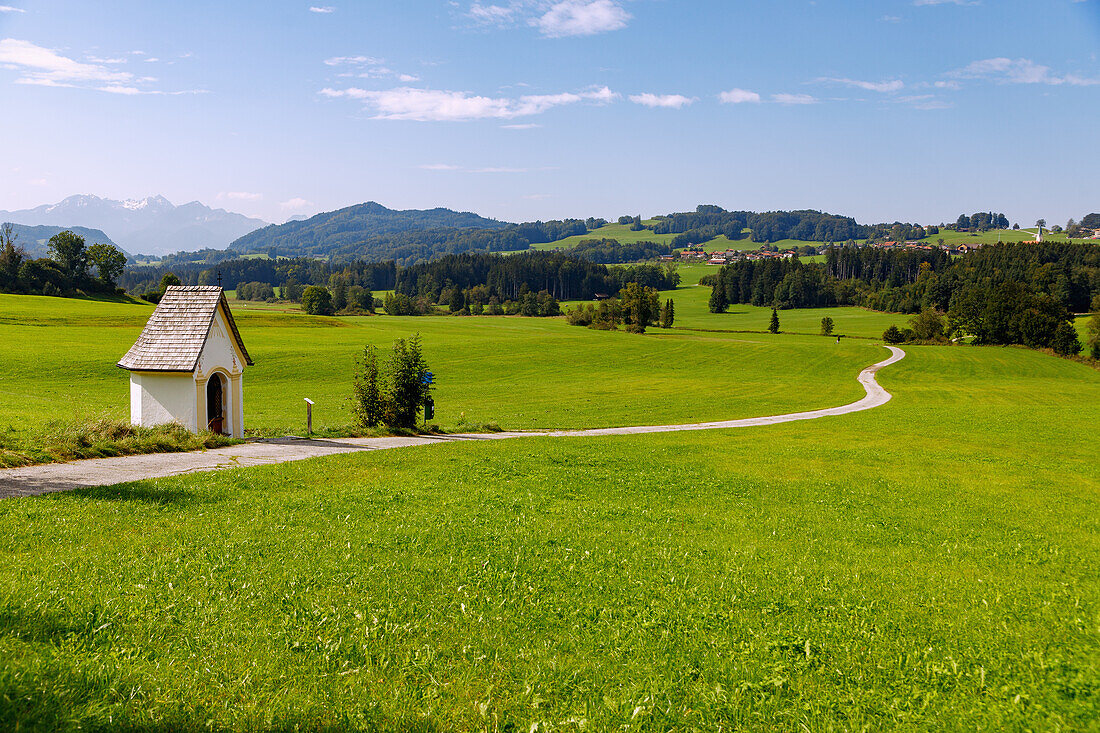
[534,223,1097,257]
[0,292,888,440]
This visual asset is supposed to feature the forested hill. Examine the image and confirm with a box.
[227,202,513,258]
[4,224,123,258]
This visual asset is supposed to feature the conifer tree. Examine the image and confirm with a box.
[769,307,780,333]
[708,276,728,313]
[352,345,385,428]
[662,298,675,328]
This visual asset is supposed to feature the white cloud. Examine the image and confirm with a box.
[468,2,520,25]
[818,77,904,93]
[98,85,143,95]
[897,94,952,110]
[280,197,314,211]
[86,55,127,64]
[501,123,542,129]
[880,15,902,22]
[324,55,384,66]
[534,0,630,37]
[420,164,528,173]
[0,5,25,12]
[324,55,420,83]
[0,38,202,94]
[309,6,335,13]
[472,167,527,173]
[772,93,818,104]
[321,84,618,121]
[0,38,132,87]
[718,88,761,104]
[950,57,1100,86]
[629,93,695,109]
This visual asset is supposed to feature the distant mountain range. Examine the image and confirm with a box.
[0,194,269,256]
[227,201,511,258]
[4,224,123,259]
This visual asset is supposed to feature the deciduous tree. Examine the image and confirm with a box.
[86,243,127,288]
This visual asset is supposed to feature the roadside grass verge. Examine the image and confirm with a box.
[0,418,239,468]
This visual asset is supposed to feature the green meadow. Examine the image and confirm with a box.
[0,337,1097,729]
[2,270,1098,729]
[0,271,912,444]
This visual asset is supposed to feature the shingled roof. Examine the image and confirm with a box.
[118,286,253,372]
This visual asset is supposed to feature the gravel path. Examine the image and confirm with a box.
[0,346,905,499]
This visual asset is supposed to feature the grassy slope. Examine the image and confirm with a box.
[0,344,1097,729]
[537,222,1097,255]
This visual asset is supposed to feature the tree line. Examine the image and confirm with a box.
[0,225,127,297]
[392,251,679,303]
[708,241,1099,352]
[567,238,674,264]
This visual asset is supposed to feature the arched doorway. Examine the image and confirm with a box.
[207,373,227,435]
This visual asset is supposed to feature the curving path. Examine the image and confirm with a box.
[0,346,905,499]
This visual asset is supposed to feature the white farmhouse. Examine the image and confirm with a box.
[118,286,253,438]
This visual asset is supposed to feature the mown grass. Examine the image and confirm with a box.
[0,344,1096,729]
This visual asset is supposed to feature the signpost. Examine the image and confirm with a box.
[304,398,314,436]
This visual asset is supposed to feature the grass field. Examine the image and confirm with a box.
[0,338,1097,729]
[0,287,900,445]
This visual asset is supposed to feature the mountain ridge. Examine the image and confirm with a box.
[0,194,269,256]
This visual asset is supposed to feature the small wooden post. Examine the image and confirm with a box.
[304,398,314,436]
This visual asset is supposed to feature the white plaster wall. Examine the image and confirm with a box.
[130,372,197,431]
[195,305,248,438]
[196,309,245,378]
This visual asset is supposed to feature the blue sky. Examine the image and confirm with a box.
[0,0,1097,227]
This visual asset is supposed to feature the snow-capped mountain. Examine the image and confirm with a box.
[0,194,269,256]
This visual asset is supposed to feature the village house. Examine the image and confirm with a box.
[118,286,253,438]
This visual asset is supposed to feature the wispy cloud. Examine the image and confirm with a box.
[818,77,904,93]
[321,84,618,121]
[324,55,422,84]
[468,2,521,26]
[949,57,1099,86]
[718,88,761,104]
[0,5,26,12]
[309,6,335,13]
[501,122,542,129]
[324,55,384,66]
[0,38,201,94]
[629,93,695,109]
[772,93,818,105]
[463,0,630,37]
[897,94,952,110]
[420,164,529,173]
[0,38,131,87]
[219,191,264,201]
[534,0,630,37]
[280,197,314,211]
